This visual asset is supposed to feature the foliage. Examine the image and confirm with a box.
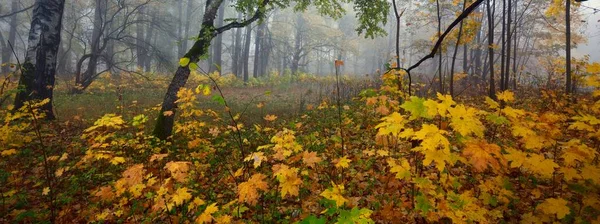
[2,63,600,223]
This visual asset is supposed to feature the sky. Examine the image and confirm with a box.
[573,1,600,62]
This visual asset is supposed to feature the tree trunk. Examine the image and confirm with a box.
[182,0,194,52]
[253,19,267,77]
[500,0,506,91]
[486,0,496,99]
[81,0,105,88]
[13,0,66,119]
[436,0,443,93]
[136,7,145,68]
[144,10,157,72]
[1,0,19,74]
[504,0,512,90]
[242,24,252,83]
[565,0,572,94]
[450,0,466,97]
[232,12,243,77]
[210,4,226,73]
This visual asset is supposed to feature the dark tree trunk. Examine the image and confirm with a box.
[436,0,443,93]
[182,0,194,52]
[253,21,265,78]
[80,0,106,88]
[136,7,146,68]
[450,0,467,97]
[504,0,512,90]
[500,0,506,91]
[210,4,226,73]
[1,0,19,74]
[144,10,157,72]
[565,0,572,94]
[14,0,66,119]
[232,12,243,77]
[486,0,496,99]
[242,24,252,82]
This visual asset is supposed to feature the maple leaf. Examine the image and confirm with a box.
[149,153,168,162]
[320,182,348,207]
[122,164,144,186]
[485,97,500,109]
[215,215,232,224]
[279,171,302,198]
[164,161,191,183]
[436,93,456,117]
[196,203,218,224]
[335,156,351,168]
[387,158,411,180]
[422,148,452,172]
[581,165,600,185]
[237,173,268,205]
[302,151,322,168]
[129,183,146,197]
[560,167,581,181]
[42,187,50,196]
[526,154,558,179]
[1,149,17,156]
[244,152,266,168]
[413,124,449,152]
[375,112,407,137]
[447,104,485,137]
[94,186,115,201]
[110,157,126,165]
[172,187,192,205]
[462,141,505,172]
[401,96,431,120]
[273,165,302,198]
[264,114,278,122]
[497,91,515,102]
[537,198,570,219]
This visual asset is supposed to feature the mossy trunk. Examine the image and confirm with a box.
[152,22,214,140]
[14,0,66,119]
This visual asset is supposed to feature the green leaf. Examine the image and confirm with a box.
[415,194,432,215]
[401,96,431,120]
[189,62,198,70]
[299,215,326,224]
[179,57,190,67]
[212,95,225,106]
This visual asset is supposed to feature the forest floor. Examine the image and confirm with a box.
[2,71,600,223]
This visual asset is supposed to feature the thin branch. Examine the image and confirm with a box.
[0,4,33,19]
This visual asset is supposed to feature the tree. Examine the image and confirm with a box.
[1,0,20,74]
[152,0,389,140]
[486,0,496,99]
[13,0,66,119]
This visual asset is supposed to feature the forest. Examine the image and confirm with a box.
[1,0,600,223]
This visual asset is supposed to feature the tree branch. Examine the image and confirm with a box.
[0,4,33,19]
[214,0,271,35]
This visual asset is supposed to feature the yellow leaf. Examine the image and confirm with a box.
[447,105,485,137]
[244,152,266,168]
[462,140,505,172]
[537,198,570,219]
[237,173,268,205]
[302,151,322,168]
[215,215,232,224]
[42,187,50,196]
[129,183,146,197]
[264,114,278,122]
[387,158,411,180]
[581,165,600,185]
[335,156,350,168]
[163,111,174,116]
[172,187,192,205]
[1,149,17,156]
[320,182,348,207]
[164,161,191,183]
[497,90,515,102]
[110,157,126,165]
[179,57,190,67]
[196,203,218,224]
